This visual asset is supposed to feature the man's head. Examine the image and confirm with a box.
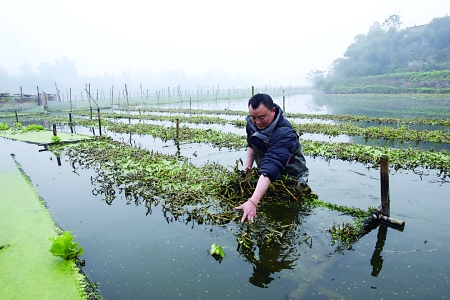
[248,93,276,130]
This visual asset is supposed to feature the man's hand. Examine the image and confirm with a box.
[242,165,252,171]
[235,199,257,222]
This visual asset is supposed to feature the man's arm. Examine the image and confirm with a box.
[235,174,271,222]
[243,147,254,171]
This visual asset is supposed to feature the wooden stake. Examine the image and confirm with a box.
[176,118,179,139]
[97,108,102,136]
[380,155,390,217]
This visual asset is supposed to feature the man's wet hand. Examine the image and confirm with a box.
[235,199,257,223]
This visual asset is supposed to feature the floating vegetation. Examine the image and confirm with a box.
[50,138,374,248]
[33,114,450,175]
[0,122,9,130]
[22,124,45,133]
[49,231,84,260]
[101,107,450,126]
[51,135,61,144]
[210,243,226,259]
[71,110,450,144]
[328,222,357,247]
[302,140,450,176]
[294,123,450,144]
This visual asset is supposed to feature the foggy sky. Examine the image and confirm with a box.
[1,0,449,95]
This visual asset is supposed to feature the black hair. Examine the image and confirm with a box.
[248,93,274,110]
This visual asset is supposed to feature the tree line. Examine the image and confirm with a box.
[308,15,450,94]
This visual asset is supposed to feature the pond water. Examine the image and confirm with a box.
[2,93,450,299]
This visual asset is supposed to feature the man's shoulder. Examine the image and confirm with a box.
[271,125,297,142]
[275,116,294,132]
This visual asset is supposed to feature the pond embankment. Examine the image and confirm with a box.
[0,151,89,300]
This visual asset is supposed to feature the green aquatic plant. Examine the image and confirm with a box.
[0,123,9,130]
[22,124,45,133]
[26,112,450,174]
[16,122,22,127]
[328,222,357,247]
[49,231,84,260]
[210,243,226,258]
[51,135,61,144]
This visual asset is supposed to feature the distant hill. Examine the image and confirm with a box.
[309,15,450,94]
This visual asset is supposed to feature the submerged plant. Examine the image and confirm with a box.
[49,231,84,260]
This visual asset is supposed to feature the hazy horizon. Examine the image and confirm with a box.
[1,0,449,95]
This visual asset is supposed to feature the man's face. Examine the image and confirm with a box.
[248,103,276,130]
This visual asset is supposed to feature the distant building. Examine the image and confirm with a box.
[405,24,427,34]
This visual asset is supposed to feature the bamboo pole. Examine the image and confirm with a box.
[69,88,72,112]
[55,82,60,101]
[88,84,92,119]
[125,84,130,118]
[44,92,48,111]
[84,86,102,136]
[283,90,285,112]
[19,86,23,111]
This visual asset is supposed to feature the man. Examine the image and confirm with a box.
[235,93,309,222]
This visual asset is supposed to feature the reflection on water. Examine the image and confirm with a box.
[370,224,388,277]
[235,205,311,288]
[312,93,450,118]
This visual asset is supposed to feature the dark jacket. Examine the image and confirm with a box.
[246,104,309,183]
